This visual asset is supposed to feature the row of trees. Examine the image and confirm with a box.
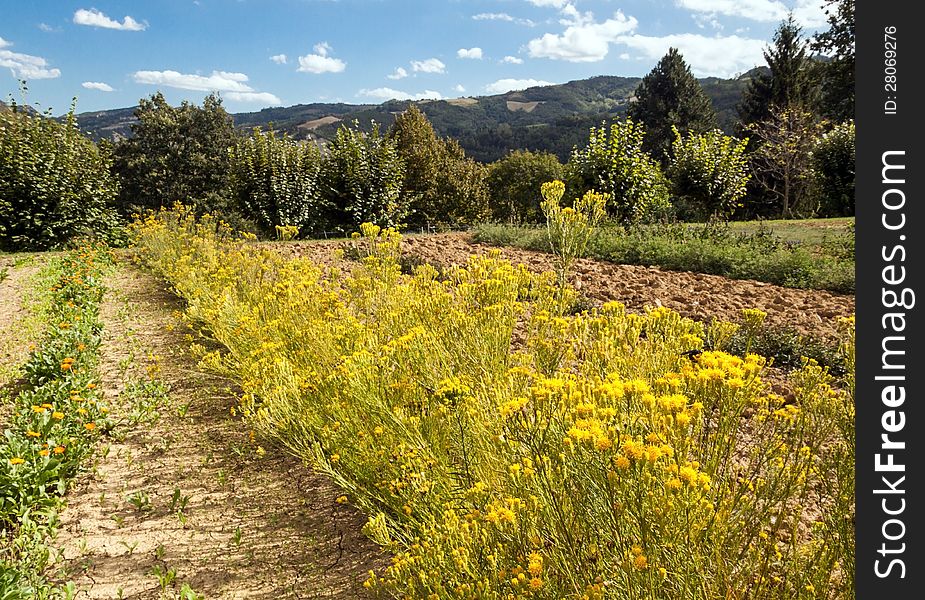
[616,0,854,220]
[110,95,489,237]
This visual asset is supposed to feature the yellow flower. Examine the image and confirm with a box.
[52,411,65,420]
[39,449,50,457]
[633,554,648,570]
[336,495,348,504]
[53,446,65,455]
[84,423,96,431]
[9,457,25,465]
[26,430,41,438]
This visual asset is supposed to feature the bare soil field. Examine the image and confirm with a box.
[273,232,855,343]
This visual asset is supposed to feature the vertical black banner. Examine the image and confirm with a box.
[856,0,923,596]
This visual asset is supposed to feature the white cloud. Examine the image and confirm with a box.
[616,33,768,77]
[297,42,346,74]
[453,84,466,93]
[82,81,114,92]
[388,67,409,80]
[270,54,288,64]
[527,0,570,8]
[501,55,524,64]
[225,91,283,105]
[411,58,446,74]
[472,12,536,27]
[527,10,638,62]
[457,47,483,60]
[38,23,60,33]
[358,87,444,101]
[73,8,146,31]
[484,78,553,94]
[791,0,828,28]
[133,69,253,91]
[0,38,61,79]
[675,1,827,28]
[618,52,631,60]
[131,69,282,104]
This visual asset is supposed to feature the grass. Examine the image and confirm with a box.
[474,218,855,294]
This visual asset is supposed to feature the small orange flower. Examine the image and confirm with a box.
[86,383,96,389]
[61,363,72,371]
[84,423,96,431]
[39,449,50,457]
[25,430,41,438]
[53,446,65,455]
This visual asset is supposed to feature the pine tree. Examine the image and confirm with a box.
[812,0,855,122]
[628,47,717,161]
[737,14,818,130]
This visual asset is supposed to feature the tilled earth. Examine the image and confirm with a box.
[273,232,855,343]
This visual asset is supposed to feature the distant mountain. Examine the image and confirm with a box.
[72,72,757,162]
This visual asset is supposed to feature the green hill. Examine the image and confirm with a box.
[72,72,755,162]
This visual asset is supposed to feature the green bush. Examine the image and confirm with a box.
[667,127,750,220]
[320,121,408,231]
[566,119,671,224]
[486,149,564,224]
[812,121,855,217]
[0,105,121,251]
[229,128,326,236]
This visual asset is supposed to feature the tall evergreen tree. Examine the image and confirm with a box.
[737,14,818,130]
[628,47,717,160]
[812,0,855,122]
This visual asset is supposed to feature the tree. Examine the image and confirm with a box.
[486,150,564,224]
[812,0,855,122]
[628,48,717,160]
[747,107,823,218]
[0,102,120,250]
[112,92,236,214]
[811,121,854,217]
[387,105,444,225]
[228,128,326,236]
[566,119,671,224]
[319,121,408,231]
[432,138,490,228]
[738,15,818,129]
[666,128,751,221]
[387,106,489,228]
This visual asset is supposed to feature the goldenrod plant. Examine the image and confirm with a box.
[132,206,855,600]
[539,180,607,287]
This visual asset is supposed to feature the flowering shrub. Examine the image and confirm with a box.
[132,206,854,599]
[539,180,607,286]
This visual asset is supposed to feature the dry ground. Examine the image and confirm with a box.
[273,232,855,343]
[49,260,383,599]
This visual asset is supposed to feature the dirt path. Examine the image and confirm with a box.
[0,257,42,389]
[272,233,854,342]
[50,260,383,599]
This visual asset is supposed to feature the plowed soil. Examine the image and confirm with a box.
[273,233,855,343]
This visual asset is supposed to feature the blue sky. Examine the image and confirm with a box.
[1,1,831,115]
